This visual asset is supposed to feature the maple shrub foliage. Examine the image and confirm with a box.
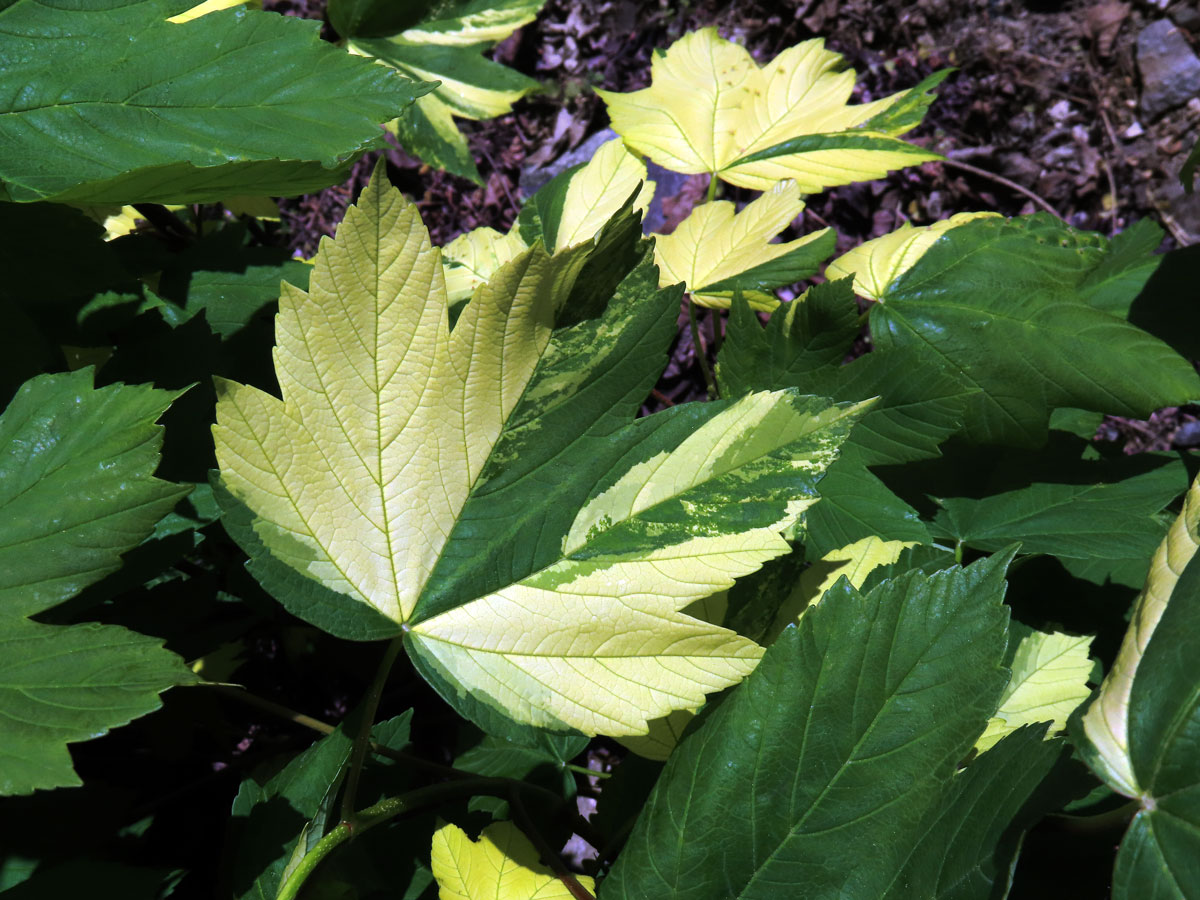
[3,1,1200,898]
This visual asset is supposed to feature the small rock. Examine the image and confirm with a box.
[1048,99,1073,122]
[1138,19,1200,118]
[1123,121,1146,139]
[1174,420,1200,447]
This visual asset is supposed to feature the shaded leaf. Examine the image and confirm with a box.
[601,554,1013,899]
[870,214,1200,445]
[0,0,429,203]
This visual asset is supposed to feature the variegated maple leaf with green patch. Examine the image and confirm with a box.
[212,165,868,738]
[597,27,947,193]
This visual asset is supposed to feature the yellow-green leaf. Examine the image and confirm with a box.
[431,821,596,899]
[1081,474,1200,795]
[215,165,869,737]
[652,180,829,310]
[554,138,655,252]
[975,630,1094,753]
[214,167,585,624]
[167,0,257,24]
[597,28,943,192]
[762,536,915,642]
[442,225,528,303]
[401,0,545,47]
[825,211,1001,301]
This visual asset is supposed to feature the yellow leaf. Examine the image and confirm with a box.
[825,211,1001,300]
[214,167,584,624]
[167,0,256,23]
[1082,474,1200,795]
[442,226,529,303]
[652,180,828,310]
[975,631,1094,753]
[616,708,697,761]
[598,28,942,192]
[760,536,915,643]
[554,138,655,252]
[431,821,595,900]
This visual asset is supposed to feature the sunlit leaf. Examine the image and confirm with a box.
[826,212,1000,301]
[0,0,430,204]
[214,166,867,737]
[653,181,832,310]
[597,28,944,192]
[975,631,1094,753]
[431,821,595,899]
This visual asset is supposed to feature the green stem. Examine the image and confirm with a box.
[341,637,405,824]
[510,786,596,900]
[565,763,611,780]
[706,173,719,203]
[274,777,593,900]
[688,298,718,400]
[276,778,492,900]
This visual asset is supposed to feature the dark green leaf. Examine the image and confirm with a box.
[871,214,1200,446]
[882,726,1067,900]
[1110,551,1200,898]
[0,370,189,616]
[156,224,311,339]
[931,458,1186,562]
[230,727,354,900]
[1129,244,1200,362]
[328,0,436,37]
[516,162,583,250]
[1076,219,1163,317]
[602,553,1013,900]
[716,280,860,398]
[0,0,431,203]
[0,619,196,796]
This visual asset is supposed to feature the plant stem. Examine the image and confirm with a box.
[688,299,719,400]
[510,786,596,900]
[706,173,719,204]
[274,776,595,900]
[565,762,611,779]
[341,637,405,824]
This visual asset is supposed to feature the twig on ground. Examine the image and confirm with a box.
[940,158,1065,219]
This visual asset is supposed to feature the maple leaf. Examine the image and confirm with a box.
[652,180,833,310]
[431,821,596,899]
[597,28,946,192]
[213,165,867,737]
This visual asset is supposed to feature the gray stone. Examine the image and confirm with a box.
[518,128,618,197]
[1138,19,1200,118]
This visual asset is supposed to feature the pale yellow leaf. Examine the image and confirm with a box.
[401,2,544,47]
[167,0,255,23]
[554,138,655,252]
[1082,474,1200,795]
[652,180,828,310]
[825,211,1001,300]
[598,28,941,192]
[763,536,915,642]
[975,631,1094,753]
[431,821,595,900]
[214,168,587,623]
[442,226,529,303]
